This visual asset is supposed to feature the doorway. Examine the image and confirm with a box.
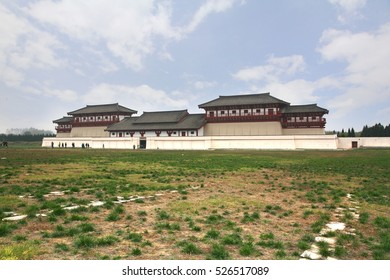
[140,139,147,149]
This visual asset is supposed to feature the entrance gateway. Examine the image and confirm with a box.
[140,138,147,149]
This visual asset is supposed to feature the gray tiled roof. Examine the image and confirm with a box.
[282,104,329,114]
[107,113,206,131]
[134,110,188,124]
[198,93,290,108]
[68,103,137,115]
[53,116,73,123]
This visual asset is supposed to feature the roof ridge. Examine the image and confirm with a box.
[218,92,270,98]
[288,103,318,107]
[86,103,119,107]
[142,109,188,114]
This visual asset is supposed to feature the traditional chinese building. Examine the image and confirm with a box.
[198,93,328,136]
[53,103,137,137]
[53,116,73,137]
[107,110,206,148]
[52,93,328,141]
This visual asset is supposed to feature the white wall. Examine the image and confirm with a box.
[110,129,202,138]
[337,137,390,149]
[43,135,344,150]
[204,122,283,136]
[70,127,109,137]
[42,137,138,149]
[282,128,325,135]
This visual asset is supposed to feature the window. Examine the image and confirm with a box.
[244,109,248,114]
[191,131,194,135]
[300,117,304,121]
[83,117,87,121]
[232,110,236,114]
[111,132,115,136]
[256,109,260,113]
[221,110,225,114]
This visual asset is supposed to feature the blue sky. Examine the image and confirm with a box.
[1,0,390,133]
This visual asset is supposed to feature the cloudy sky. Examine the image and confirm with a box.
[1,0,389,133]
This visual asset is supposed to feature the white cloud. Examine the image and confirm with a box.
[233,54,344,105]
[193,80,217,90]
[0,4,64,87]
[43,88,79,102]
[25,0,242,71]
[83,83,189,112]
[318,23,390,118]
[26,0,178,71]
[328,0,367,22]
[233,55,305,82]
[328,0,366,13]
[252,77,340,105]
[183,0,241,34]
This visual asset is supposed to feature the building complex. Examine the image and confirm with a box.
[53,93,328,140]
[45,92,389,150]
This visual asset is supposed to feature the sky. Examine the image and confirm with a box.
[0,0,390,133]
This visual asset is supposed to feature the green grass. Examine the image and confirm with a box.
[179,241,203,255]
[0,241,41,260]
[207,244,230,260]
[0,148,389,260]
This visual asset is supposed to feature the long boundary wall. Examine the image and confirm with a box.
[42,135,345,150]
[337,137,390,149]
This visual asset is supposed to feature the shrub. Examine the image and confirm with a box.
[222,233,242,245]
[0,223,16,237]
[25,205,39,218]
[334,245,347,258]
[297,240,311,251]
[128,232,143,243]
[205,229,220,239]
[239,242,255,256]
[181,242,202,255]
[79,223,95,233]
[317,241,331,257]
[131,248,142,256]
[106,211,120,222]
[157,210,170,220]
[55,243,70,252]
[303,210,314,219]
[260,232,274,240]
[207,244,230,260]
[257,239,284,249]
[241,211,260,223]
[275,250,287,259]
[137,211,147,217]
[51,207,66,217]
[74,235,96,248]
[374,216,390,229]
[206,214,224,224]
[359,212,370,224]
[96,235,119,246]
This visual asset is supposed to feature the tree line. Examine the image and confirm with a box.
[331,123,390,137]
[1,128,55,142]
[1,133,55,142]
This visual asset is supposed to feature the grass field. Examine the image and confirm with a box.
[0,146,389,260]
